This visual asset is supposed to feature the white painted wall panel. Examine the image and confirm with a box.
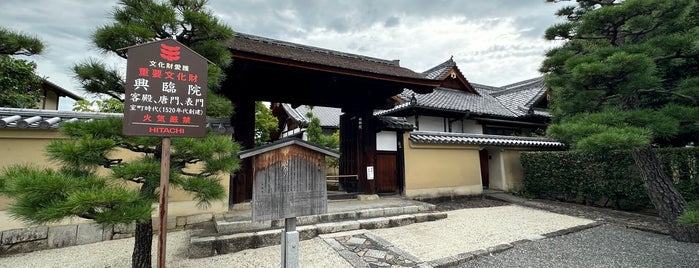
[376,131,397,151]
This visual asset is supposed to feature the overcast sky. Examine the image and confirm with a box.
[1,0,567,110]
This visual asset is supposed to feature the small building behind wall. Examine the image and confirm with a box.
[404,132,564,198]
[376,58,565,198]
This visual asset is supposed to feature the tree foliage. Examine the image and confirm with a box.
[2,1,241,267]
[254,101,278,146]
[0,118,239,266]
[0,27,43,56]
[305,110,340,169]
[542,0,699,148]
[72,0,235,117]
[305,110,339,150]
[73,98,125,113]
[542,0,699,239]
[0,27,44,108]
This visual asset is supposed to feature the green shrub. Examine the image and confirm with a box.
[522,147,699,210]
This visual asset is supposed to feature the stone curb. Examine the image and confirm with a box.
[0,213,212,256]
[424,221,604,267]
[214,204,437,235]
[541,221,604,238]
[189,211,448,258]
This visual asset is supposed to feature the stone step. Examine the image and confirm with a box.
[188,211,447,258]
[213,204,436,235]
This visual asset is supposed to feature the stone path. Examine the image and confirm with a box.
[327,231,422,267]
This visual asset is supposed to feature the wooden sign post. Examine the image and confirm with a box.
[122,38,208,268]
[238,138,339,268]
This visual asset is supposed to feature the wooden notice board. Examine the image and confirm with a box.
[238,138,339,222]
[122,39,208,137]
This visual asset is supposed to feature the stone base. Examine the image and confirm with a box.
[357,194,379,201]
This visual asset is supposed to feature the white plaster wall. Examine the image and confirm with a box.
[450,119,482,134]
[450,120,463,133]
[376,131,397,151]
[419,116,445,132]
[487,149,506,190]
[462,119,483,134]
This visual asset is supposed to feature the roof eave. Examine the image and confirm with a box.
[230,50,440,92]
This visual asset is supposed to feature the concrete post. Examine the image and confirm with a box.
[281,217,299,268]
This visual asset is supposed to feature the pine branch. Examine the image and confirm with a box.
[654,51,699,62]
[638,88,698,104]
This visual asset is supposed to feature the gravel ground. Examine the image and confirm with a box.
[5,196,683,268]
[0,204,593,268]
[0,231,351,268]
[370,205,595,261]
[461,224,699,268]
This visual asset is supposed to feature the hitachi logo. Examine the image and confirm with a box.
[148,127,185,134]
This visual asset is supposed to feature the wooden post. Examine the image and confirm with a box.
[230,98,256,207]
[157,137,171,268]
[361,110,376,194]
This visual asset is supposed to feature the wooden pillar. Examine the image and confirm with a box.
[230,98,256,207]
[339,113,358,192]
[396,130,406,195]
[359,109,376,194]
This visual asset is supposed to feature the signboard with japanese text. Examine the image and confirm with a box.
[122,39,208,137]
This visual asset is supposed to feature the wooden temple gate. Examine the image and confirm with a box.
[223,33,439,206]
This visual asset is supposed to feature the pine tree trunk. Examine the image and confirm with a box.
[132,219,153,268]
[631,146,699,242]
[132,183,156,268]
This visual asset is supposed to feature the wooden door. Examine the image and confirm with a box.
[479,149,489,189]
[375,152,398,193]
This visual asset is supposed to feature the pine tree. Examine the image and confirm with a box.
[0,117,239,267]
[73,0,234,117]
[0,27,44,108]
[1,1,241,267]
[542,0,699,241]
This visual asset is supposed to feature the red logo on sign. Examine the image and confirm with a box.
[160,44,181,61]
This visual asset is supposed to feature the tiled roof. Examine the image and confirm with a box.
[375,87,517,118]
[0,107,233,133]
[229,33,426,80]
[282,104,341,128]
[409,131,565,148]
[421,57,456,80]
[282,104,413,130]
[43,80,83,101]
[491,77,547,117]
[470,82,502,93]
[376,75,549,120]
[377,116,414,131]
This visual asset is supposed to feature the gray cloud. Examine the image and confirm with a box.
[384,16,400,28]
[0,0,569,105]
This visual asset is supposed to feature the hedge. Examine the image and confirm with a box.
[521,147,699,210]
